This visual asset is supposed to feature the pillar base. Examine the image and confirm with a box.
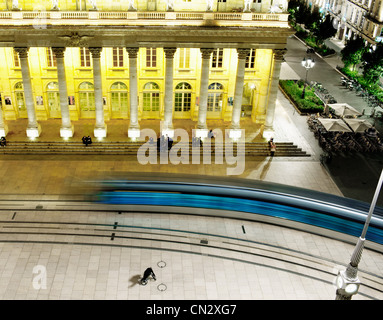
[94,125,107,139]
[60,125,74,139]
[161,122,174,138]
[195,128,208,139]
[262,127,275,140]
[128,126,140,139]
[0,124,9,138]
[26,124,41,139]
[229,128,243,139]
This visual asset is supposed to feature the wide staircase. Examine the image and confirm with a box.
[0,141,310,157]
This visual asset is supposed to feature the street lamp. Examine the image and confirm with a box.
[335,168,383,300]
[301,56,315,98]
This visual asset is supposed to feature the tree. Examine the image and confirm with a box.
[315,15,337,44]
[362,42,383,85]
[341,36,366,71]
[305,7,322,34]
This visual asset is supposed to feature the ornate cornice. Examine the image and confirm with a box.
[126,47,139,58]
[273,48,287,60]
[164,47,177,59]
[200,48,214,59]
[13,47,29,58]
[89,47,102,58]
[51,47,66,58]
[58,32,93,47]
[237,48,251,60]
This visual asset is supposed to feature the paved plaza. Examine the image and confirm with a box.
[0,37,382,301]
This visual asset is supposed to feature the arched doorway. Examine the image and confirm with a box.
[46,81,60,118]
[142,82,160,119]
[174,82,192,119]
[110,82,128,119]
[207,82,224,118]
[79,81,95,118]
[242,83,256,118]
[14,82,27,118]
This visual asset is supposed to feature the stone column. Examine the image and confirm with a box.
[231,48,251,130]
[14,47,41,138]
[0,101,8,137]
[196,48,214,137]
[126,47,140,138]
[163,47,177,137]
[263,48,287,139]
[52,47,74,138]
[89,47,107,138]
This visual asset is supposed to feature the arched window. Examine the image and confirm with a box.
[14,81,27,117]
[110,82,128,118]
[143,82,160,113]
[174,82,192,113]
[79,82,95,118]
[207,82,223,112]
[47,81,60,118]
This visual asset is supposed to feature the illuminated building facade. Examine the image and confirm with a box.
[0,0,292,139]
[310,0,383,46]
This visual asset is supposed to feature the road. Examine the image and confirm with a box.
[283,36,383,207]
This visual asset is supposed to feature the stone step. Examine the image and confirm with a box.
[0,141,309,157]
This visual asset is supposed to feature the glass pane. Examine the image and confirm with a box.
[143,93,150,111]
[111,92,120,112]
[48,92,60,111]
[79,93,88,111]
[16,92,25,111]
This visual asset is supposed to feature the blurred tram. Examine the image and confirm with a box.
[92,173,383,252]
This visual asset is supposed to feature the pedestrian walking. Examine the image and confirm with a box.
[140,267,156,285]
[270,141,276,157]
[208,129,215,139]
[0,137,6,147]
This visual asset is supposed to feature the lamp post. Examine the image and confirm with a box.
[301,56,315,99]
[335,169,383,300]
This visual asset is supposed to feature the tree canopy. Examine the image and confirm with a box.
[340,36,366,71]
[362,43,383,85]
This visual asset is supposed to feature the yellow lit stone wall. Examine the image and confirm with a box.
[0,46,273,123]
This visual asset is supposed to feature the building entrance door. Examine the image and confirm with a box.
[142,82,160,119]
[79,82,95,119]
[47,82,61,118]
[14,82,28,118]
[111,82,128,119]
[174,82,192,119]
[207,83,224,119]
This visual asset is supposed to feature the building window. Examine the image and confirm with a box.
[80,48,91,67]
[47,82,60,117]
[174,82,192,112]
[179,48,190,68]
[218,0,227,2]
[143,82,160,112]
[211,48,223,68]
[79,82,95,117]
[111,82,128,117]
[146,48,157,68]
[13,49,20,67]
[246,49,256,69]
[113,48,124,67]
[46,48,57,67]
[207,82,223,112]
[14,82,26,114]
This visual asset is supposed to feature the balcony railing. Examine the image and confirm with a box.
[0,11,289,28]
